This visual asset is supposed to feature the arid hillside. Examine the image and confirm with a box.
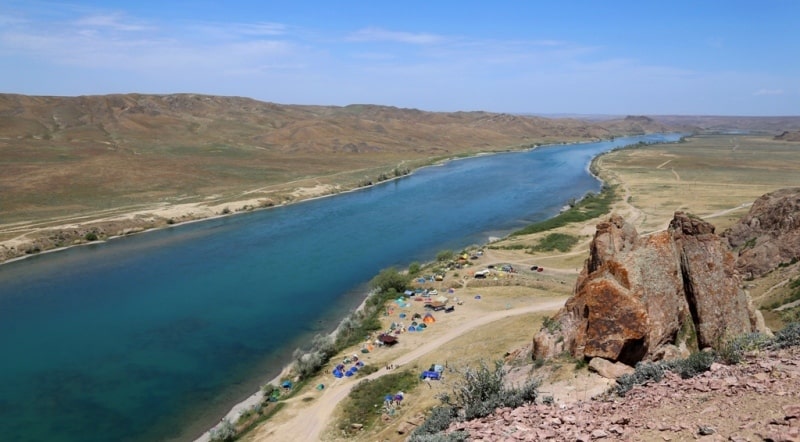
[0,93,679,262]
[0,93,668,223]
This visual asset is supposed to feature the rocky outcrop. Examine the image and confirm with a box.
[725,187,800,279]
[448,347,800,441]
[533,212,763,365]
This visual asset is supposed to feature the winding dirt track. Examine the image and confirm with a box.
[252,298,565,441]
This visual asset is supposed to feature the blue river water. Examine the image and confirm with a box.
[0,134,680,441]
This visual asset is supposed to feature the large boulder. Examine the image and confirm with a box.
[724,187,800,279]
[533,212,763,365]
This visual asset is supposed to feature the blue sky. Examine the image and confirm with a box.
[1,0,798,115]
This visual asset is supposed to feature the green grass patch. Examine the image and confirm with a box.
[531,233,579,253]
[338,370,420,435]
[510,185,617,236]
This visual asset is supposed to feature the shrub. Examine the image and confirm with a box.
[511,185,617,236]
[668,351,715,379]
[84,232,98,241]
[292,333,337,380]
[772,322,800,349]
[369,267,409,294]
[717,332,771,365]
[542,316,561,333]
[338,370,419,434]
[532,233,579,253]
[436,250,455,262]
[615,361,668,396]
[209,418,236,442]
[412,361,539,439]
[447,360,539,420]
[409,406,459,440]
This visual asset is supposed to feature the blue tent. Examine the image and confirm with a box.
[333,370,343,378]
[281,381,293,389]
[420,371,441,380]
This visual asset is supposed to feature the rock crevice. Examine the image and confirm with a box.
[533,212,764,365]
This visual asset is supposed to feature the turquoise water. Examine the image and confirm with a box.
[0,134,680,441]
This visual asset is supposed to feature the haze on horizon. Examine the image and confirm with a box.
[1,0,798,117]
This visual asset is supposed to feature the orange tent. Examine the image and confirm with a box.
[422,313,436,324]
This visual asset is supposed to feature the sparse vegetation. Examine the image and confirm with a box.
[209,418,236,442]
[531,233,580,253]
[411,360,539,440]
[510,185,617,236]
[436,250,455,262]
[615,351,716,396]
[542,316,561,333]
[338,370,419,435]
[616,322,800,396]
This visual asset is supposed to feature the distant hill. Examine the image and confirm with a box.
[774,130,800,141]
[0,93,675,222]
[649,115,800,134]
[0,93,673,154]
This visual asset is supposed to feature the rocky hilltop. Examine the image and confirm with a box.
[533,212,765,365]
[725,187,800,279]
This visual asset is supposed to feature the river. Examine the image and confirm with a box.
[0,133,680,441]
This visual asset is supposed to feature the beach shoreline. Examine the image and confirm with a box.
[0,143,555,268]
[193,290,377,442]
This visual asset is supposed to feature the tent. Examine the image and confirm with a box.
[281,381,293,389]
[378,334,398,346]
[423,313,436,324]
[421,370,441,380]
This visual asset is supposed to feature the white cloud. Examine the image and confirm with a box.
[236,22,287,36]
[73,13,149,31]
[753,88,784,96]
[347,27,444,45]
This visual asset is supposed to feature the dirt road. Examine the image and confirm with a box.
[251,298,565,441]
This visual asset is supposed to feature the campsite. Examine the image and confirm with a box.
[244,250,572,441]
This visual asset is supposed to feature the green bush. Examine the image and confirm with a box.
[615,361,668,396]
[409,406,459,440]
[369,267,409,294]
[446,360,539,420]
[669,351,715,379]
[436,250,455,262]
[532,233,579,253]
[338,370,419,434]
[772,322,800,349]
[84,232,98,241]
[412,360,539,439]
[717,332,772,365]
[511,185,617,236]
[209,418,236,442]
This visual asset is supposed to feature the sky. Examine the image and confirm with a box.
[1,0,798,116]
